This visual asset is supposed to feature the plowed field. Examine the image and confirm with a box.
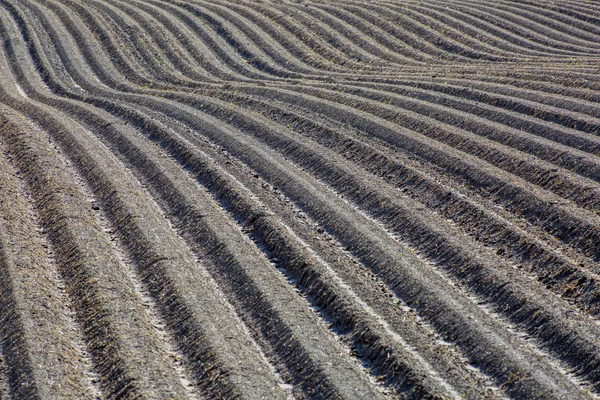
[0,0,599,398]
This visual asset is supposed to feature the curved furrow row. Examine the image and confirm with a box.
[105,1,209,81]
[32,78,592,396]
[0,5,277,398]
[420,1,600,54]
[297,4,421,65]
[131,94,592,399]
[77,0,600,138]
[39,0,600,86]
[306,82,600,209]
[348,2,487,62]
[85,0,200,85]
[143,87,600,385]
[191,88,600,317]
[14,0,600,392]
[431,77,600,121]
[373,3,518,60]
[0,106,186,399]
[82,93,498,398]
[398,4,556,58]
[364,78,600,137]
[449,0,600,48]
[0,4,463,397]
[524,0,600,25]
[188,0,338,75]
[365,2,586,58]
[0,112,102,400]
[45,0,597,173]
[480,0,600,40]
[225,84,600,263]
[392,5,533,59]
[0,4,394,399]
[77,85,584,396]
[1,0,600,398]
[324,2,448,63]
[0,58,206,400]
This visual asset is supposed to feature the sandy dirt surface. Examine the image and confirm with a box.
[0,0,599,398]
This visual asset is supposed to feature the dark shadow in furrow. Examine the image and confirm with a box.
[273,3,386,66]
[373,79,600,153]
[513,0,600,27]
[43,0,223,88]
[133,98,591,398]
[241,85,600,263]
[203,89,600,317]
[142,0,261,80]
[50,0,157,88]
[12,2,596,390]
[22,42,586,395]
[0,9,214,399]
[7,0,600,396]
[2,6,378,398]
[367,78,600,141]
[317,82,600,211]
[0,6,482,396]
[432,77,600,122]
[102,0,215,82]
[442,3,596,54]
[483,0,600,40]
[0,238,40,400]
[191,1,323,75]
[125,0,285,81]
[209,0,354,72]
[369,5,506,60]
[107,0,301,81]
[244,2,370,70]
[0,7,251,400]
[114,0,224,82]
[80,156,240,400]
[333,3,434,63]
[300,5,416,64]
[5,9,491,395]
[150,89,600,391]
[449,73,600,114]
[22,0,600,366]
[0,100,139,399]
[86,109,457,399]
[80,91,584,398]
[450,0,600,49]
[170,1,299,78]
[82,0,192,86]
[30,94,374,400]
[419,3,565,56]
[403,5,545,58]
[362,3,492,60]
[348,3,464,62]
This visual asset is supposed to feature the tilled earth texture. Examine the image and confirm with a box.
[0,0,600,399]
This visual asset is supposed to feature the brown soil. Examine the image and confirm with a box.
[0,0,599,398]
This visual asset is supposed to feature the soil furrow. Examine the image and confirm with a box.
[70,85,590,397]
[1,0,600,398]
[0,7,392,397]
[0,10,298,398]
[0,100,183,398]
[233,84,600,262]
[0,109,106,400]
[15,14,600,390]
[88,103,481,398]
[201,90,600,317]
